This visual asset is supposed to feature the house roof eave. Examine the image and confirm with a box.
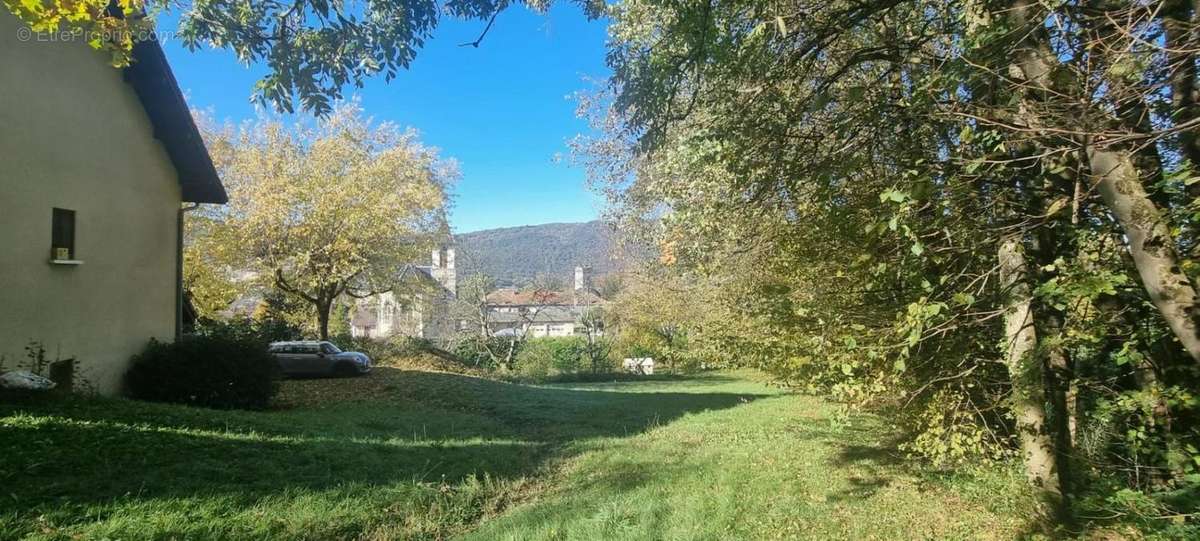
[123,38,227,204]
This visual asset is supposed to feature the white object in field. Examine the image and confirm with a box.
[622,358,655,375]
[0,371,57,391]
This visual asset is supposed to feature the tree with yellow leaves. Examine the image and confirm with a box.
[195,103,452,339]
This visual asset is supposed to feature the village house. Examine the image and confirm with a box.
[350,254,609,342]
[484,266,607,338]
[0,11,227,394]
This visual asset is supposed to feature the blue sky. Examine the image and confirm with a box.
[158,5,611,233]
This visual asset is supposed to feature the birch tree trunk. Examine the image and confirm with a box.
[1087,149,1200,363]
[1004,0,1200,364]
[998,233,1066,518]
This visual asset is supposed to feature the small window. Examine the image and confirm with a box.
[382,301,395,325]
[51,208,75,260]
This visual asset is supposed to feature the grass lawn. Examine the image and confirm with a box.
[0,362,1038,540]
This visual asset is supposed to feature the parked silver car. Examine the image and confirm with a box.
[268,341,371,377]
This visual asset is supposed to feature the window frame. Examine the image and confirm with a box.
[50,208,76,261]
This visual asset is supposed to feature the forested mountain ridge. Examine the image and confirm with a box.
[455,221,622,286]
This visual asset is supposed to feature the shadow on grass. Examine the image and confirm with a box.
[278,368,767,441]
[460,457,698,540]
[0,369,765,514]
[835,443,906,467]
[0,419,537,509]
[819,436,908,503]
[539,373,743,385]
[825,427,1047,536]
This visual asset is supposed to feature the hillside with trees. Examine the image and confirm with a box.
[455,221,625,286]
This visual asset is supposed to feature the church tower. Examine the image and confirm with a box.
[431,243,456,296]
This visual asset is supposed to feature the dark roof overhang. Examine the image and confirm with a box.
[123,38,227,204]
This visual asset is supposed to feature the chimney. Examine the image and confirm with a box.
[574,266,590,291]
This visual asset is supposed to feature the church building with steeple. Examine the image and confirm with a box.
[348,241,457,341]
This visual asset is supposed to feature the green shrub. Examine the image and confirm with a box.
[626,343,658,359]
[124,335,279,410]
[330,335,432,363]
[546,337,587,373]
[513,337,588,381]
[194,316,305,344]
[452,336,520,369]
[514,340,557,380]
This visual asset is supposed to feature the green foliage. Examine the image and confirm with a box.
[192,103,452,339]
[621,342,658,360]
[330,334,434,364]
[900,390,1013,466]
[194,316,306,345]
[452,335,520,370]
[1074,478,1200,539]
[327,303,351,338]
[608,272,712,374]
[546,338,587,373]
[182,214,241,318]
[512,337,590,381]
[124,335,279,410]
[589,0,1200,533]
[513,339,557,381]
[1,0,153,66]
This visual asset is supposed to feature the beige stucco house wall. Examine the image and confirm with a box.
[0,11,224,394]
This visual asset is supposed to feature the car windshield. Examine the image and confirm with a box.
[321,343,342,354]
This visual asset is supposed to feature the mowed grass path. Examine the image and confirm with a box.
[0,365,1037,540]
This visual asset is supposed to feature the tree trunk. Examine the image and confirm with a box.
[1036,308,1075,502]
[316,298,332,340]
[504,339,518,371]
[1067,380,1078,448]
[1031,228,1075,503]
[1004,0,1200,364]
[1088,148,1200,363]
[1030,170,1076,498]
[1164,0,1200,192]
[998,233,1067,519]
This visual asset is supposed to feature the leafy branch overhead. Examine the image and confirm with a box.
[2,0,608,115]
